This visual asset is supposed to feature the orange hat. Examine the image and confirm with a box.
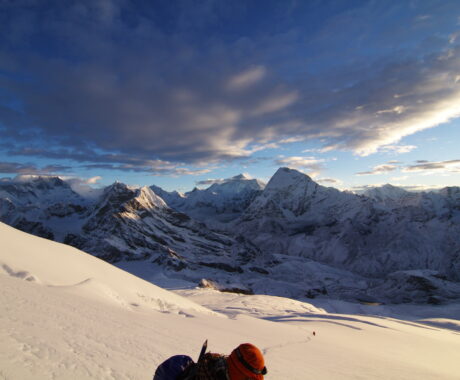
[227,343,267,380]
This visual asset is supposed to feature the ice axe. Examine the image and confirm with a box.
[198,339,208,362]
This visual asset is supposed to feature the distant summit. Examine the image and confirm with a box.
[151,173,265,225]
[363,184,409,202]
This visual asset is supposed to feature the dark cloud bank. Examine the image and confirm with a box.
[1,0,459,174]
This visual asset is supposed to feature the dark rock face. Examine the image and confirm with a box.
[14,218,55,240]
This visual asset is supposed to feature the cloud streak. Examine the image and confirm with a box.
[0,161,71,175]
[379,145,417,154]
[403,159,460,173]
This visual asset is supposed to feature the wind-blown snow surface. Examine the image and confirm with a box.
[1,223,459,380]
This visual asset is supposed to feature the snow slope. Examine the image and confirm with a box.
[1,223,459,380]
[0,221,210,314]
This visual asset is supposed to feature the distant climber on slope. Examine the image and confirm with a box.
[154,341,267,380]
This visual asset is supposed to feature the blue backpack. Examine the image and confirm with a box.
[153,355,194,380]
[153,340,207,380]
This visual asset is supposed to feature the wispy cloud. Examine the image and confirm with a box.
[351,183,445,193]
[8,147,213,177]
[356,164,398,176]
[0,161,71,175]
[380,145,417,154]
[317,177,342,185]
[227,66,266,91]
[195,178,226,186]
[275,156,325,177]
[403,159,460,173]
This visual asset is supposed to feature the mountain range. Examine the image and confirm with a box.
[1,168,460,305]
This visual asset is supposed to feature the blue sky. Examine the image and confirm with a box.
[1,0,459,192]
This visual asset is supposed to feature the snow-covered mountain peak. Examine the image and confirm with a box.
[12,174,67,186]
[240,167,356,228]
[134,186,168,210]
[439,186,460,201]
[8,175,72,192]
[206,174,265,195]
[0,175,84,206]
[363,184,409,202]
[102,181,136,199]
[231,173,249,180]
[152,174,265,225]
[32,176,68,189]
[265,167,314,192]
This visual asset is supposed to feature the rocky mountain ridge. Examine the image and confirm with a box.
[1,170,460,305]
[237,168,460,279]
[0,177,258,273]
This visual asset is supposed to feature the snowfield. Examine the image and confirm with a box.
[1,222,459,380]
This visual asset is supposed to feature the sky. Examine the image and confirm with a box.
[0,0,460,192]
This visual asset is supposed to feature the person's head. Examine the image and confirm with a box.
[227,343,267,380]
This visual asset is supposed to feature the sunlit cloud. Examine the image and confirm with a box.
[380,145,417,154]
[356,164,398,176]
[275,156,325,177]
[86,176,102,184]
[376,105,407,115]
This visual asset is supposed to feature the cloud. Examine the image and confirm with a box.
[275,156,325,177]
[0,1,459,170]
[0,161,71,174]
[351,183,445,193]
[85,176,102,185]
[63,176,105,198]
[403,159,460,173]
[195,178,226,186]
[83,162,213,177]
[356,164,398,176]
[251,91,298,116]
[248,136,306,153]
[317,177,341,185]
[380,145,417,154]
[8,147,213,177]
[227,66,266,91]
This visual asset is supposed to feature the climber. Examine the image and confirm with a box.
[154,341,267,380]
